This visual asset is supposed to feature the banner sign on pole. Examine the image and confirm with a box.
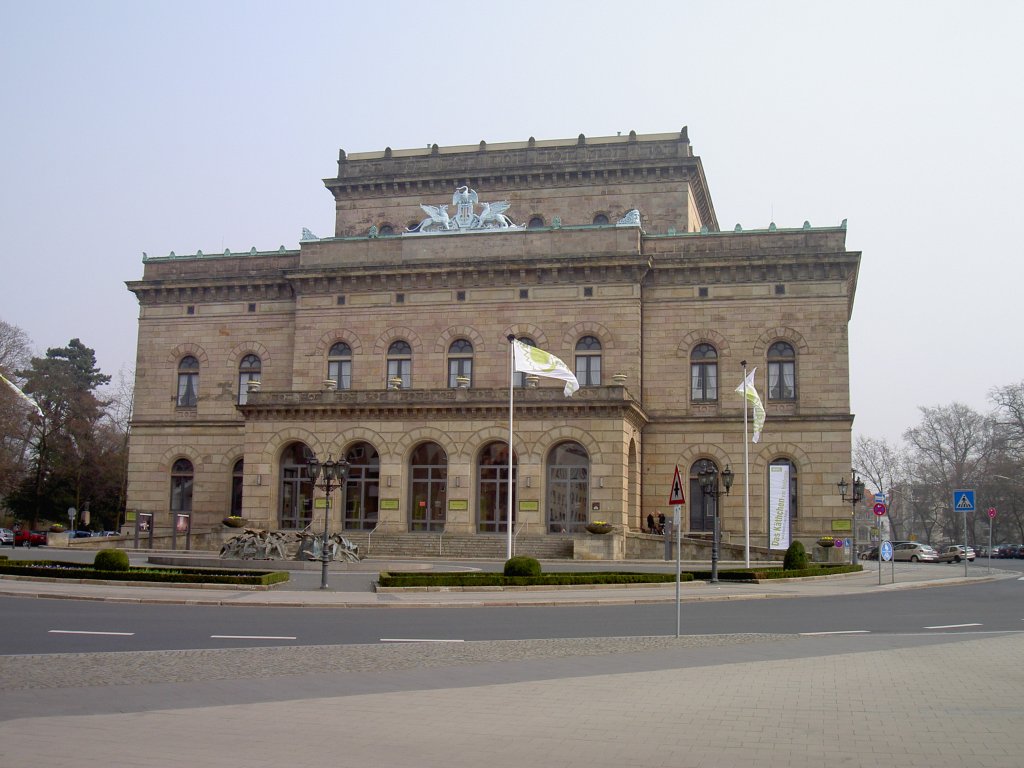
[768,464,790,550]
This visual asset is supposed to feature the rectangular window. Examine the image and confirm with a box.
[336,295,346,305]
[395,293,405,304]
[519,289,529,299]
[247,303,256,312]
[456,291,466,302]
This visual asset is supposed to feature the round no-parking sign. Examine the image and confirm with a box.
[988,507,997,519]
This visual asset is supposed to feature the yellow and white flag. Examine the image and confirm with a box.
[735,368,765,443]
[511,339,579,397]
[0,372,44,418]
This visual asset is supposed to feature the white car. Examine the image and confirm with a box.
[893,542,940,562]
[940,545,976,563]
[0,528,13,545]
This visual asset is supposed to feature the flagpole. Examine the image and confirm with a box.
[506,335,516,560]
[742,360,750,567]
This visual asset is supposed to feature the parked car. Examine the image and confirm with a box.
[860,547,879,561]
[0,528,13,545]
[14,529,47,547]
[71,530,94,538]
[892,542,940,562]
[939,545,976,563]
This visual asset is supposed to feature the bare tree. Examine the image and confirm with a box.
[990,381,1024,459]
[904,403,998,545]
[0,319,35,501]
[854,435,910,539]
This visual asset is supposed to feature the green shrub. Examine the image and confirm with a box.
[783,540,809,570]
[503,555,541,577]
[93,549,130,572]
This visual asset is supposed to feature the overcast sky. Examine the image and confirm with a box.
[2,0,1021,446]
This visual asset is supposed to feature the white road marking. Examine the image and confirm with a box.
[380,638,466,643]
[799,630,870,636]
[924,623,982,629]
[49,630,135,636]
[210,635,297,640]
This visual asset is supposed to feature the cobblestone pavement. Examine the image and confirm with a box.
[0,632,1021,767]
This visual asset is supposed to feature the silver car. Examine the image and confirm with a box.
[0,528,13,545]
[939,545,975,563]
[893,542,940,562]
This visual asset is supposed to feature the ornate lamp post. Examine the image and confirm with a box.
[306,453,350,590]
[837,469,866,565]
[698,464,734,583]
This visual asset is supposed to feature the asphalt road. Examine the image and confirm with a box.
[2,576,1021,655]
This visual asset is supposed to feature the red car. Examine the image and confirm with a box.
[14,529,46,547]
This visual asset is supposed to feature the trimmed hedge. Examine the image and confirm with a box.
[0,560,289,586]
[379,565,860,588]
[379,571,693,588]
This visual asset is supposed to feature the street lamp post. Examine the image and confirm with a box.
[306,453,350,590]
[837,469,866,565]
[698,464,734,583]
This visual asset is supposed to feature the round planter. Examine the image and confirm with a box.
[817,539,835,548]
[223,517,247,528]
[585,523,613,535]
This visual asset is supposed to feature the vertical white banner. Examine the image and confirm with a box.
[768,464,791,550]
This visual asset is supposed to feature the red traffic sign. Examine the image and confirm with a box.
[988,507,997,519]
[873,502,887,517]
[669,465,686,505]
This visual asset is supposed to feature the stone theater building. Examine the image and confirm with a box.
[125,129,860,559]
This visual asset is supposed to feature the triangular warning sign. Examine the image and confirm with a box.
[669,465,686,505]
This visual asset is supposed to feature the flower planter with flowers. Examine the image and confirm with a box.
[817,536,836,548]
[223,516,247,528]
[585,521,613,535]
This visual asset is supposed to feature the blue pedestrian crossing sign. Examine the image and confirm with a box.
[953,489,976,513]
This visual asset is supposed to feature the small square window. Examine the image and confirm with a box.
[456,291,466,302]
[698,287,709,298]
[519,289,529,299]
[247,303,256,313]
[583,287,594,297]
[336,295,346,306]
[396,293,405,304]
[775,284,786,295]
[186,305,195,315]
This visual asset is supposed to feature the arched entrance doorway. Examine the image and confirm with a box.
[279,442,314,529]
[343,442,380,531]
[477,442,517,533]
[546,441,589,533]
[409,442,447,532]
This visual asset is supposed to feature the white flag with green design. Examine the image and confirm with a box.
[736,368,765,443]
[511,339,579,397]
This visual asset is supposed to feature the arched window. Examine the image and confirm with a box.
[690,343,718,402]
[574,336,602,387]
[176,356,199,407]
[237,354,261,404]
[515,337,536,388]
[378,224,395,236]
[409,442,447,532]
[170,458,194,513]
[279,442,314,529]
[592,213,609,225]
[546,441,589,533]
[527,216,544,229]
[767,341,796,400]
[230,459,244,517]
[343,442,380,530]
[478,442,517,533]
[688,459,719,532]
[328,342,352,390]
[387,340,412,388]
[769,458,798,520]
[447,339,474,387]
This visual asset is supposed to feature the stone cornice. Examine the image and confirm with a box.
[239,386,649,425]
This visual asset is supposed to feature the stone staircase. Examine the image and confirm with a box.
[341,531,574,561]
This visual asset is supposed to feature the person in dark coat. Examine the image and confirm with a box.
[646,513,655,533]
[658,512,666,534]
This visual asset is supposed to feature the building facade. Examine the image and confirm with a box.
[125,129,860,556]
